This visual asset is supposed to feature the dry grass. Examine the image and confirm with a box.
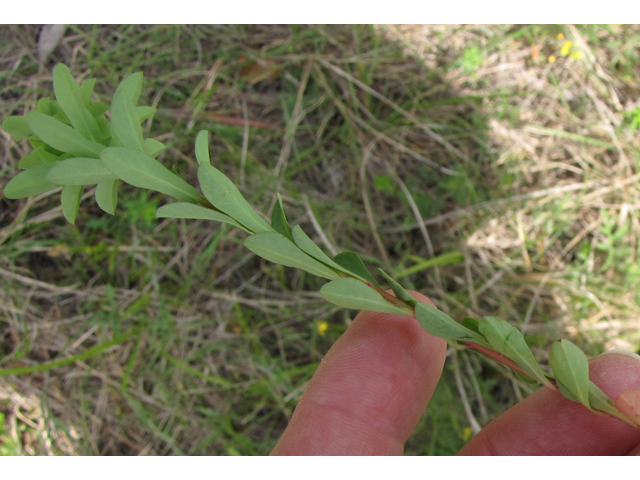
[1,24,639,455]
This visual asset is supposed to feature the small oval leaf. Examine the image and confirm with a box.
[548,339,591,408]
[320,278,412,316]
[95,178,119,215]
[195,130,211,165]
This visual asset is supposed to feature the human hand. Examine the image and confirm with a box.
[270,292,640,455]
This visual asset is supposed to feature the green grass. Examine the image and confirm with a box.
[1,24,640,455]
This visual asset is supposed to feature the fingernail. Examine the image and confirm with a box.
[599,349,640,363]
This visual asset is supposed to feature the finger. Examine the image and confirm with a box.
[270,292,448,455]
[458,351,640,455]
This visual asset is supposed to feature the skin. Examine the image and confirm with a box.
[270,292,640,455]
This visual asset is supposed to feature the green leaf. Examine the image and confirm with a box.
[61,184,83,224]
[95,178,119,215]
[88,102,110,119]
[479,317,552,387]
[47,158,116,185]
[548,339,591,408]
[244,231,340,280]
[197,163,272,234]
[2,116,37,141]
[415,302,488,344]
[101,147,201,203]
[80,78,96,105]
[116,72,143,104]
[291,225,343,270]
[270,193,293,240]
[3,163,58,199]
[136,106,156,123]
[333,252,381,288]
[25,111,104,158]
[396,251,465,278]
[195,130,211,166]
[18,147,60,169]
[52,64,102,142]
[36,97,53,115]
[461,317,481,335]
[376,268,417,307]
[320,278,413,316]
[143,138,166,158]
[110,89,145,151]
[156,203,248,232]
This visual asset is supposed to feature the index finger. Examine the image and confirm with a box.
[270,292,447,455]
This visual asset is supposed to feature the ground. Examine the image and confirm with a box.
[1,24,639,455]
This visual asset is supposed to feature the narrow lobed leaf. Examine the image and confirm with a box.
[320,278,413,316]
[245,231,340,280]
[101,147,201,203]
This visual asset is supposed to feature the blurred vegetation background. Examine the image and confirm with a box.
[1,24,640,455]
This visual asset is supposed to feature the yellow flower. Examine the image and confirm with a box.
[317,321,329,336]
[560,40,573,57]
[557,32,565,39]
[569,51,582,60]
[462,427,472,441]
[548,55,556,64]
